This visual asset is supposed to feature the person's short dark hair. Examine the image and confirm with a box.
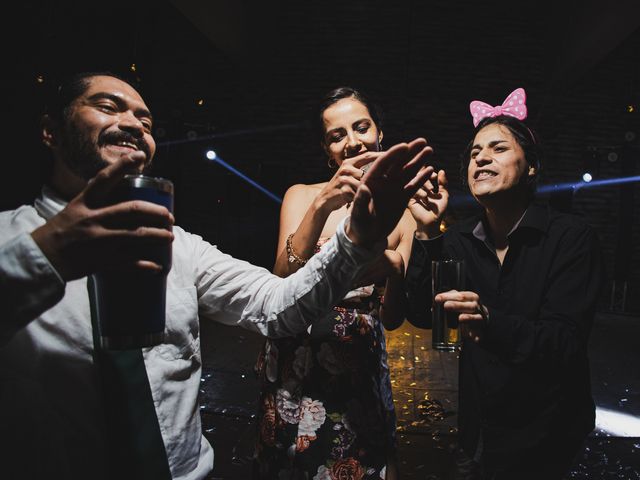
[316,86,383,146]
[461,115,543,198]
[44,71,138,123]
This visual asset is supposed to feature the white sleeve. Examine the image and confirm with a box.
[0,233,65,343]
[194,217,384,337]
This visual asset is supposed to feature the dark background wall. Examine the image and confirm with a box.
[4,0,640,311]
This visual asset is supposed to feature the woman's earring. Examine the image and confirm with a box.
[327,157,337,169]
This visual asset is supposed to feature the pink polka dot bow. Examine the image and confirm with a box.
[469,88,527,127]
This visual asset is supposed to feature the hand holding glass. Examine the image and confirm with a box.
[90,175,174,350]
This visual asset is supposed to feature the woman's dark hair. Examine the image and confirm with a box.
[44,71,136,123]
[461,114,543,197]
[316,86,382,145]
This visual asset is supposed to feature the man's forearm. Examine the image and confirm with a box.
[0,233,65,343]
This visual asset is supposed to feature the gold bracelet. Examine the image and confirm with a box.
[286,233,308,266]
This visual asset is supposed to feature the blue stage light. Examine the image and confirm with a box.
[538,174,640,194]
[450,175,640,207]
[205,152,282,204]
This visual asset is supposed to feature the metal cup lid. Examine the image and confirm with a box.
[122,174,174,194]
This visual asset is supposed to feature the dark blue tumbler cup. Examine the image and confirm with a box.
[90,175,174,350]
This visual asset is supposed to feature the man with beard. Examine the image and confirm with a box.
[0,72,434,480]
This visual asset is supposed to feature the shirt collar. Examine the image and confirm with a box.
[34,185,69,221]
[513,203,549,233]
[459,203,549,242]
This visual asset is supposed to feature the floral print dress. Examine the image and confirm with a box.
[253,240,396,480]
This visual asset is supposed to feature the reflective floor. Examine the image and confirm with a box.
[199,312,640,479]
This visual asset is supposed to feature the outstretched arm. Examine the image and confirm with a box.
[273,152,381,278]
[404,169,449,328]
[379,211,416,330]
[201,138,436,337]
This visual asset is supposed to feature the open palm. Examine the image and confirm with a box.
[348,138,434,247]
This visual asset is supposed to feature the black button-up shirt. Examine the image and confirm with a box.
[405,203,604,457]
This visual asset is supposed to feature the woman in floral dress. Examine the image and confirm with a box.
[253,87,416,479]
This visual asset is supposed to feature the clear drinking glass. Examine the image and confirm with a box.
[431,259,465,351]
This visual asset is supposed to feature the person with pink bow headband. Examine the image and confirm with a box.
[405,88,604,479]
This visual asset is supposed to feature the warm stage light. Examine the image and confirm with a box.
[206,150,217,160]
[582,173,593,183]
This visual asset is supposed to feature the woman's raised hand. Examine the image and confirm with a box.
[408,169,449,239]
[347,138,434,248]
[316,151,382,214]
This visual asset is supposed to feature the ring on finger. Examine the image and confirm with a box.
[476,303,489,324]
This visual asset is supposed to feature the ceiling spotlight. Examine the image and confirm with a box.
[624,131,637,142]
[196,99,204,106]
[35,74,44,84]
[155,127,166,139]
[607,152,618,163]
[582,172,593,183]
[206,150,217,160]
[186,130,197,140]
